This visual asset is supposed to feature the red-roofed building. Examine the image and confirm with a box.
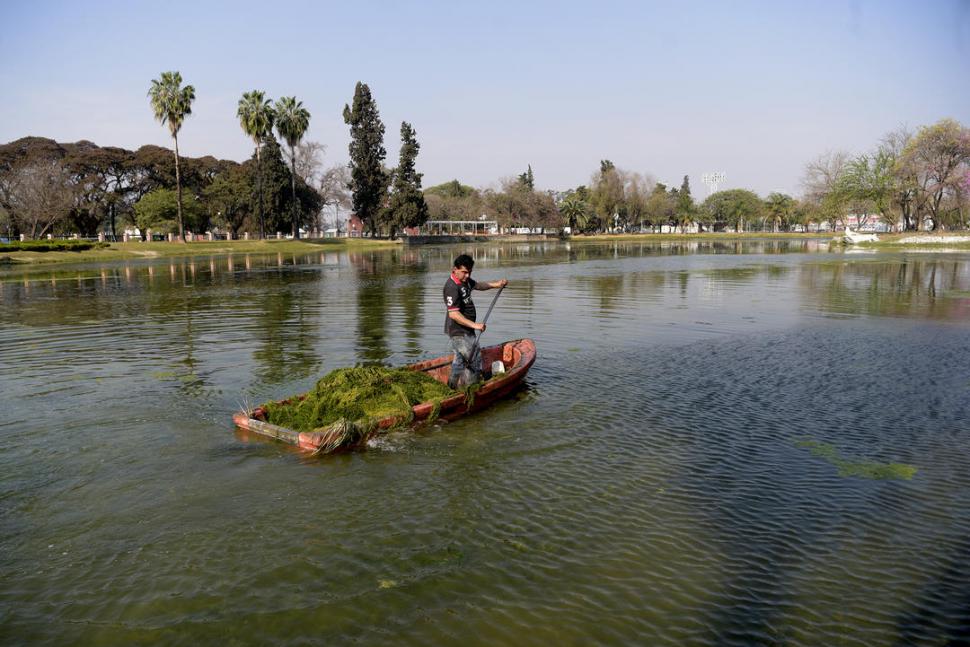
[347,215,364,237]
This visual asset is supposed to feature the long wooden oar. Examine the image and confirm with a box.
[474,284,505,348]
[469,284,506,377]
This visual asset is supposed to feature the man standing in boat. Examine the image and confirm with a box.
[444,254,508,389]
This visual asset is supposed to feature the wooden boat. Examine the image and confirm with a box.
[233,338,537,454]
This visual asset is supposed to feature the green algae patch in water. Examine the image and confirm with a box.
[796,440,917,480]
[262,366,455,433]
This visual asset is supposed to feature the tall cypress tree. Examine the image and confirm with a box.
[245,134,320,236]
[384,121,429,239]
[342,82,387,236]
[250,135,290,235]
[677,174,695,232]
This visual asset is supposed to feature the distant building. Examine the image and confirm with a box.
[845,213,893,232]
[417,220,498,236]
[347,215,364,237]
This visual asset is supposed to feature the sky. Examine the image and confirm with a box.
[2,0,969,198]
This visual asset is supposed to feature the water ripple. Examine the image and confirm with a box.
[3,245,970,645]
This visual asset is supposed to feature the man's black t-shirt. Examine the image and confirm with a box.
[443,275,477,336]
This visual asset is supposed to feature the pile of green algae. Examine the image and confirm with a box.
[262,366,456,433]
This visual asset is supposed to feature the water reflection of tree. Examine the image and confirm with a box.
[355,257,390,364]
[350,250,429,364]
[800,259,970,320]
[179,281,198,388]
[571,270,667,314]
[677,270,689,298]
[400,278,424,357]
[252,280,320,384]
[123,261,218,394]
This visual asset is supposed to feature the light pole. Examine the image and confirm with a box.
[702,172,726,196]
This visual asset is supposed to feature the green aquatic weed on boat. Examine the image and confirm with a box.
[262,366,455,433]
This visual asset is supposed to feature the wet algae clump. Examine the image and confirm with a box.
[796,440,918,480]
[262,366,456,433]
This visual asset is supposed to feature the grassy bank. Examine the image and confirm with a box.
[0,237,401,266]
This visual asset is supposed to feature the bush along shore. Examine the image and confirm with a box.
[0,239,107,252]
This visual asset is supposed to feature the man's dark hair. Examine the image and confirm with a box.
[453,254,474,271]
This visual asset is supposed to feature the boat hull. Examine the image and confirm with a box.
[232,339,537,453]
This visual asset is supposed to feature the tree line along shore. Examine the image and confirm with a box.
[1,72,968,244]
[7,232,970,268]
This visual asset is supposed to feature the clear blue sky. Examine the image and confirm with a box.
[2,0,968,197]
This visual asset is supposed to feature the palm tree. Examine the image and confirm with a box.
[560,195,588,233]
[148,71,195,242]
[274,96,311,239]
[237,91,275,239]
[765,192,795,232]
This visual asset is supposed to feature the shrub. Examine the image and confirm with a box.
[135,188,204,234]
[0,239,106,252]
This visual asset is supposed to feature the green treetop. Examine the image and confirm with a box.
[383,121,429,238]
[343,82,388,236]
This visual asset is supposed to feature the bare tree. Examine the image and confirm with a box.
[899,119,970,230]
[425,190,485,222]
[623,171,657,231]
[589,161,624,231]
[483,178,559,231]
[294,140,326,188]
[802,151,849,228]
[0,206,11,239]
[881,126,915,230]
[318,164,351,230]
[2,161,77,238]
[802,151,848,203]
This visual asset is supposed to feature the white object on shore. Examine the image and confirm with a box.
[843,229,879,244]
[896,235,970,244]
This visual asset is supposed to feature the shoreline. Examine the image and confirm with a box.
[566,232,829,242]
[4,231,970,267]
[0,237,401,266]
[1,232,825,267]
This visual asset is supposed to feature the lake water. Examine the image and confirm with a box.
[2,239,969,645]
